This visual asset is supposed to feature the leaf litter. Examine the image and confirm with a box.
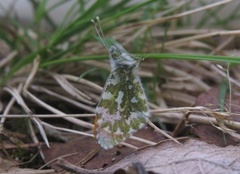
[41,126,165,172]
[106,138,240,174]
[55,138,240,174]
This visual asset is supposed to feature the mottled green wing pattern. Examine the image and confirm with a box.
[95,67,149,149]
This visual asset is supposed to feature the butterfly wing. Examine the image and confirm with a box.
[95,67,149,149]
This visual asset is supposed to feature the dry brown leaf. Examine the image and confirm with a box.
[191,124,238,147]
[103,138,240,173]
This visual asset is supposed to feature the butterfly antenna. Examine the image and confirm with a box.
[91,16,108,49]
[96,17,106,43]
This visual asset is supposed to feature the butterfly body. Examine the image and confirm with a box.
[95,42,150,149]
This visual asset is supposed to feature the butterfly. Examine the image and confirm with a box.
[92,17,150,149]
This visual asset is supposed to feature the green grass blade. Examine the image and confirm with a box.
[40,53,240,68]
[144,53,240,64]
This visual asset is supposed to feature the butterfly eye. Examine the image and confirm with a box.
[110,46,120,58]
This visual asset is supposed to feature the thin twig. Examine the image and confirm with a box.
[38,152,80,170]
[162,30,240,48]
[129,136,156,145]
[57,158,111,174]
[0,114,95,118]
[30,85,95,113]
[51,73,95,105]
[24,89,94,129]
[0,84,22,133]
[78,149,98,166]
[62,74,103,93]
[0,51,17,68]
[147,119,180,144]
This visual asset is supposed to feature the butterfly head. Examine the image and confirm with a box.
[91,16,140,69]
[109,42,138,69]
